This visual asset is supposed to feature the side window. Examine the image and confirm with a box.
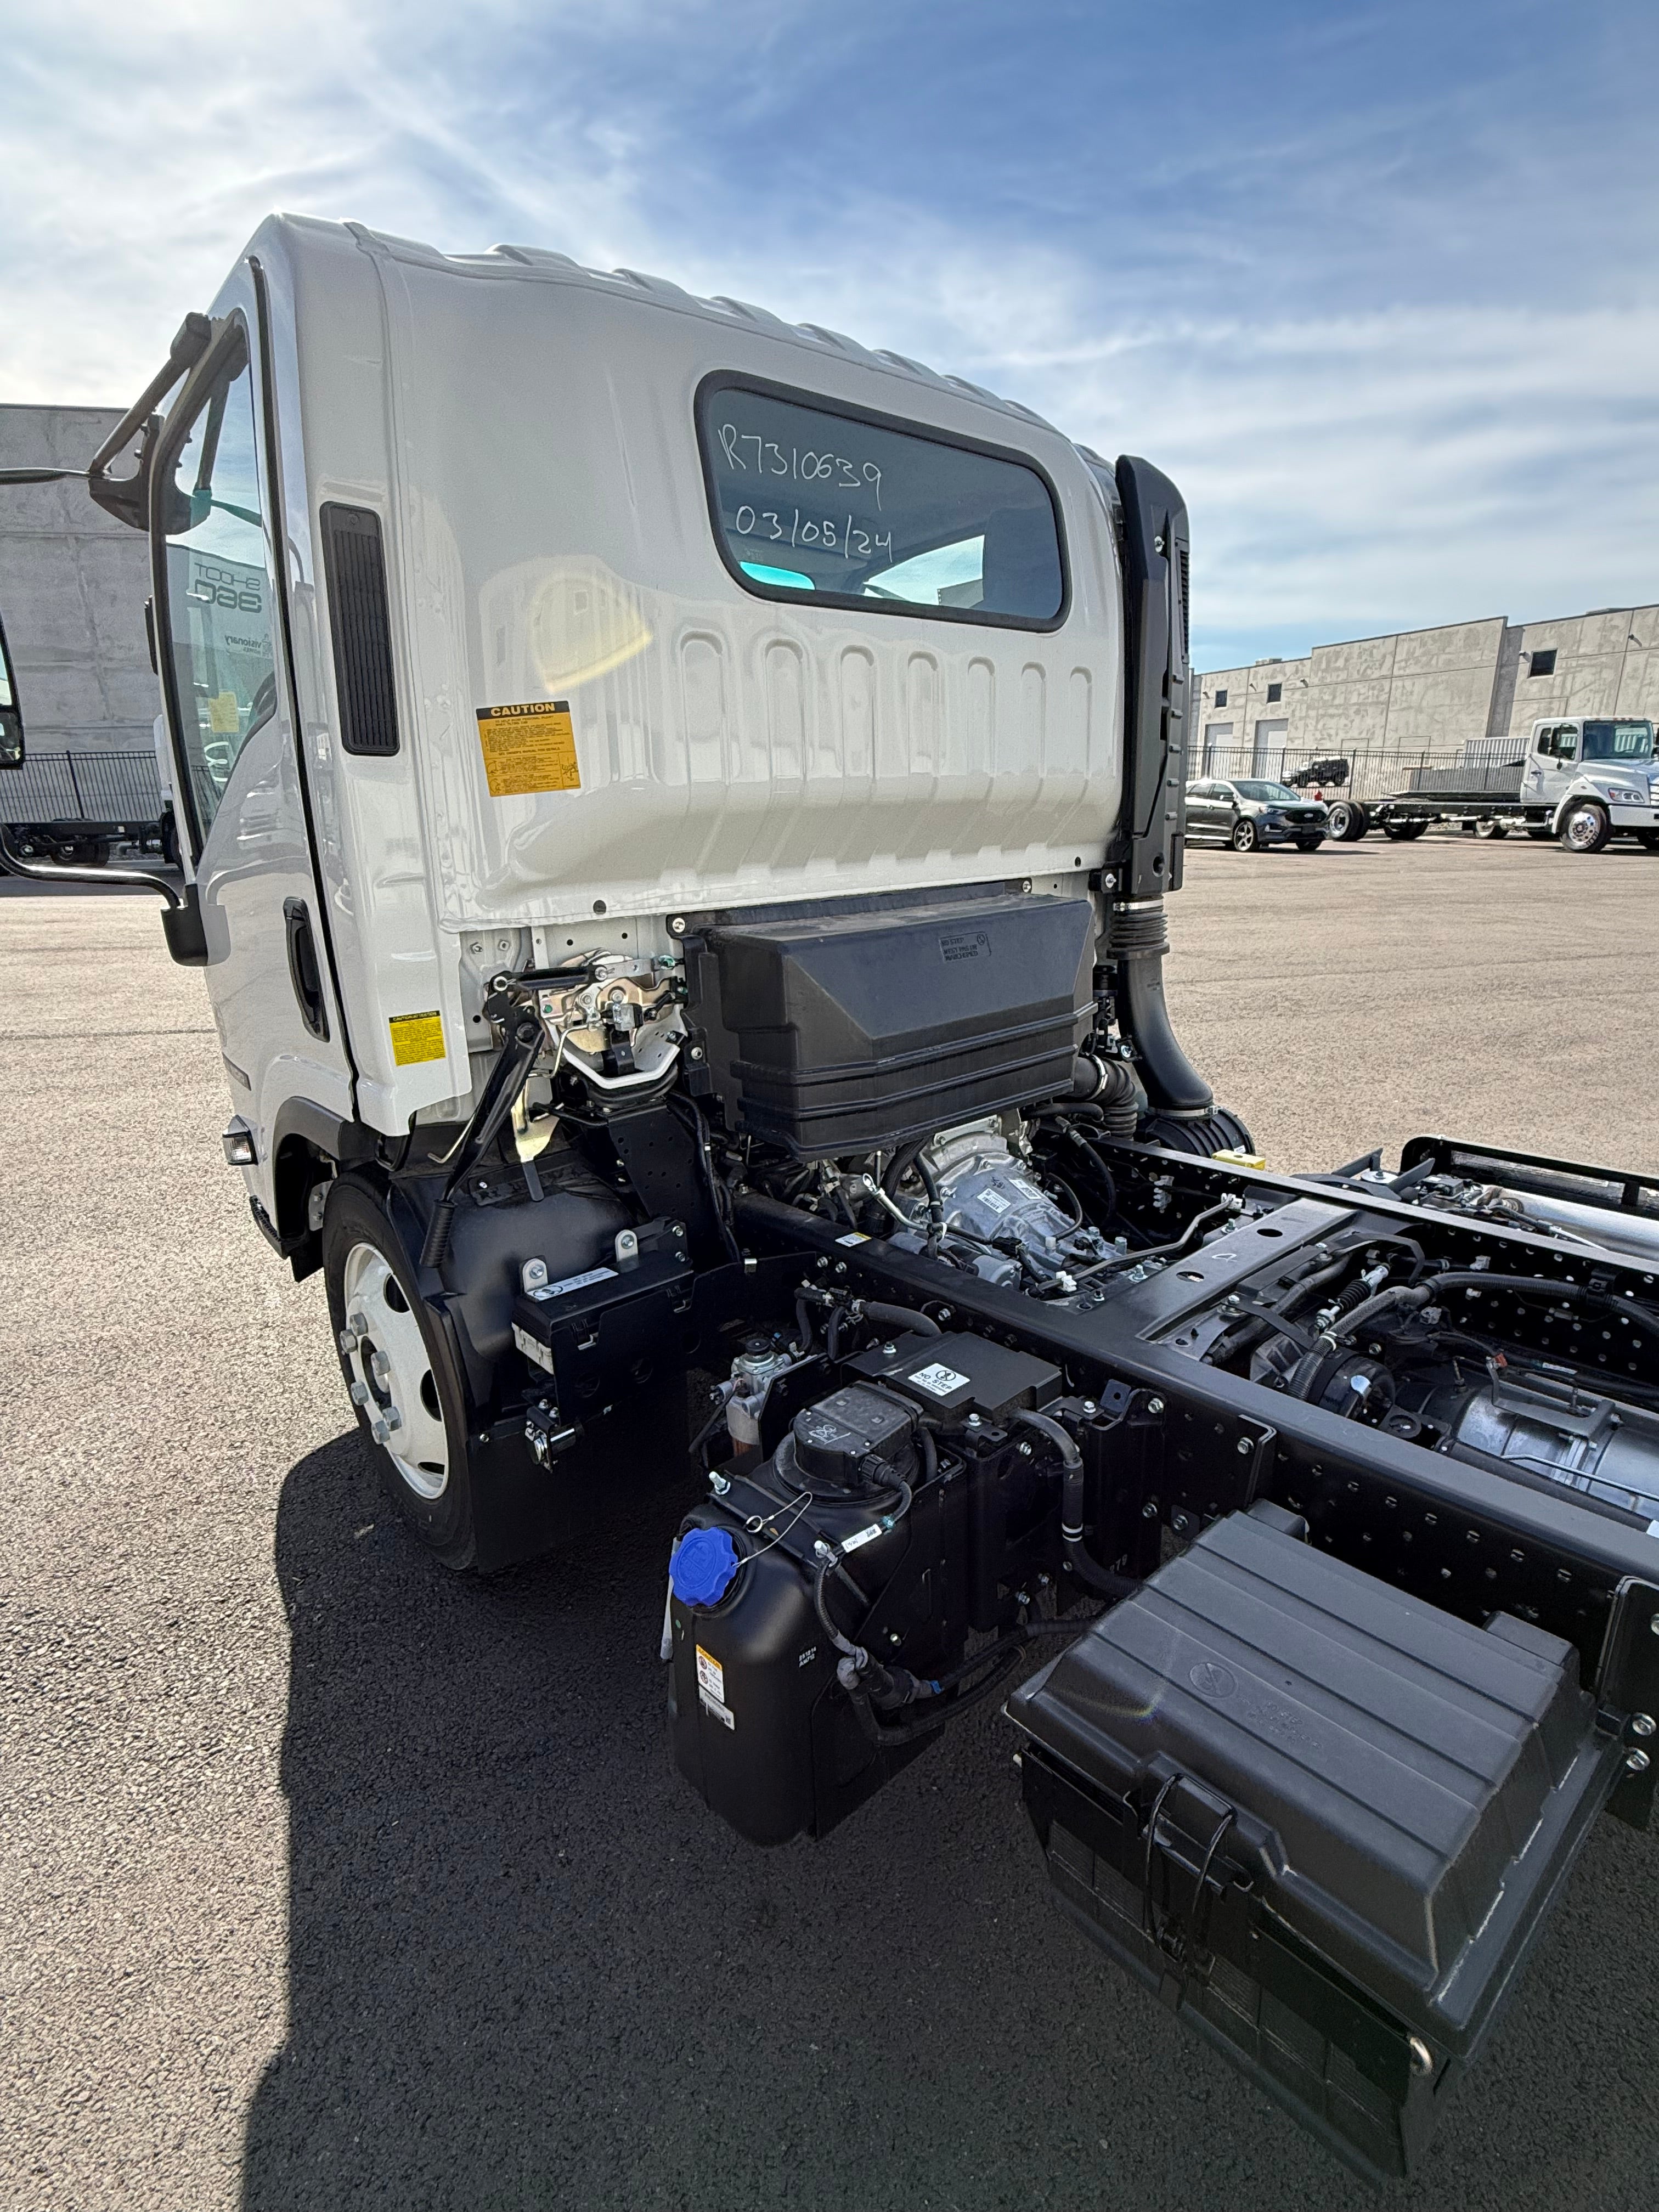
[1557,724,1578,761]
[157,328,278,843]
[697,379,1065,628]
[1534,726,1555,758]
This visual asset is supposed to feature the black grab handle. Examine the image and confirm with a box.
[283,896,330,1041]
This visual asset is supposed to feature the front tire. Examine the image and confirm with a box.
[1325,799,1368,842]
[323,1175,479,1568]
[1293,836,1324,853]
[1558,800,1611,854]
[1230,818,1259,853]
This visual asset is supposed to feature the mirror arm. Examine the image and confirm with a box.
[0,818,183,905]
[86,312,215,532]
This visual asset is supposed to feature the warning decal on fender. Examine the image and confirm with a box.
[389,1009,446,1065]
[476,699,580,797]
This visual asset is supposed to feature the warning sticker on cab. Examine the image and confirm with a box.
[476,699,581,798]
[389,1010,446,1066]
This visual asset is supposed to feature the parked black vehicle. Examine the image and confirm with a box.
[1186,775,1328,851]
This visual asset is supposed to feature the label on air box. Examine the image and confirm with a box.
[906,1362,972,1399]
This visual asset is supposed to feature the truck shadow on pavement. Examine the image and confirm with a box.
[242,1429,1659,2212]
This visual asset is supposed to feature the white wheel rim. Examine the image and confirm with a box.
[341,1241,450,1499]
[1566,807,1601,850]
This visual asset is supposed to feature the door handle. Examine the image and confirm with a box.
[284,896,330,1041]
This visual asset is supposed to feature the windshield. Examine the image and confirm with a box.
[1233,780,1301,803]
[1581,719,1655,763]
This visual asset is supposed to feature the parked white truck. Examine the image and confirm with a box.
[1328,716,1659,849]
[5,216,1659,2185]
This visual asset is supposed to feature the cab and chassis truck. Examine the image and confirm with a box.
[1327,716,1659,851]
[5,217,1659,2185]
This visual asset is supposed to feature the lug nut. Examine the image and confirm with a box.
[349,1382,371,1408]
[337,1328,360,1355]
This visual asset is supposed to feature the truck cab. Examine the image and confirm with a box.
[1523,715,1659,851]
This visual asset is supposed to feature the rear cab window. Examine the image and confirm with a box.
[696,376,1067,628]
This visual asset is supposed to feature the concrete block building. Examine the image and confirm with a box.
[1195,606,1659,777]
[0,404,155,757]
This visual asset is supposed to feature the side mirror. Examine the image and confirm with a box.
[0,704,21,768]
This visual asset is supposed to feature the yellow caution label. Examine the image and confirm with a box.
[476,699,580,798]
[389,1010,446,1066]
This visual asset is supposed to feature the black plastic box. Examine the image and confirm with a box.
[1008,1507,1624,2182]
[689,891,1093,1154]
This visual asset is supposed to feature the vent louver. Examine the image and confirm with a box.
[320,504,400,757]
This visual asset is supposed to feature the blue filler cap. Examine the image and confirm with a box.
[670,1526,741,1609]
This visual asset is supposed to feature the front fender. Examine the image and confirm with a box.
[1550,777,1612,833]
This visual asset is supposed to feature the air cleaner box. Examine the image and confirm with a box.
[687,890,1093,1155]
[1008,1508,1623,2182]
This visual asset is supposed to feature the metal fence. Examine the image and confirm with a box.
[2,750,165,825]
[1192,739,1525,805]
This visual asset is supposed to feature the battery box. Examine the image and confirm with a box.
[1008,1504,1626,2182]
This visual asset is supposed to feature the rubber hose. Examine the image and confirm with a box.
[1015,1409,1137,1603]
[1106,898,1213,1117]
[861,1299,942,1340]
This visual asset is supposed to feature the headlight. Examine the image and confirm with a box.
[1605,785,1647,805]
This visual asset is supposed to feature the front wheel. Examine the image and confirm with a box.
[1230,818,1259,853]
[323,1175,479,1567]
[1558,800,1611,854]
[1475,818,1509,840]
[1326,799,1368,842]
[1294,836,1324,852]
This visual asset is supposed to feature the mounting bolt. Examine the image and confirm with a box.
[1407,2036,1435,2078]
[1082,1400,1098,1416]
[1142,1501,1159,1520]
[1627,1749,1651,1775]
[669,916,686,936]
[689,1046,705,1063]
[1146,1397,1165,1417]
[1237,1436,1254,1457]
[1632,1714,1656,1739]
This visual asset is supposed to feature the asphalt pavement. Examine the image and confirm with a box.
[3,835,1658,2212]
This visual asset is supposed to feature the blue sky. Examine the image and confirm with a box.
[3,0,1656,667]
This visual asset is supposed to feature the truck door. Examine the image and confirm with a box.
[149,281,353,1194]
[1534,721,1579,812]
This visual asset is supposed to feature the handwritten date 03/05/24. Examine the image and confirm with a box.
[731,503,894,563]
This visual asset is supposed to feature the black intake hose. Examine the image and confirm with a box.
[1015,1409,1137,1602]
[1105,896,1213,1119]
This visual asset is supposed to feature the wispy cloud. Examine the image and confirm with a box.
[3,0,1655,664]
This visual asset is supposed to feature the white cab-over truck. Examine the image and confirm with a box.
[5,216,1659,2185]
